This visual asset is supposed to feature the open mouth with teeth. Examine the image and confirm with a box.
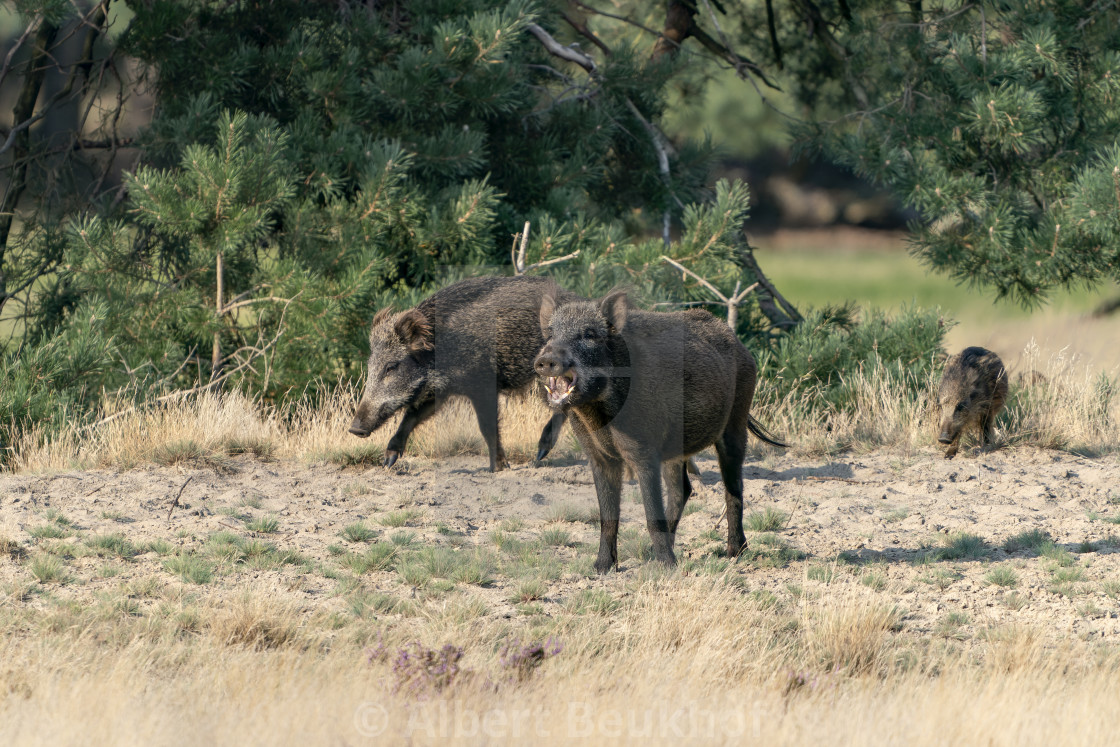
[544,370,577,405]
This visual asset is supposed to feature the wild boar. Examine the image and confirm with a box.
[937,346,1008,459]
[349,276,578,471]
[534,289,788,572]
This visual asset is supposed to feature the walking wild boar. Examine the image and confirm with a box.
[349,276,578,471]
[534,289,788,572]
[937,346,1008,459]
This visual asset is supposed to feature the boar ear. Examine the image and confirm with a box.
[599,290,629,333]
[539,289,558,335]
[393,309,434,352]
[370,307,393,328]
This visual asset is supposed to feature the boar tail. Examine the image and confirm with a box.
[747,415,790,448]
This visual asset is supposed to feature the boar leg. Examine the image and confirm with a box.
[715,431,747,559]
[534,412,567,463]
[384,398,439,467]
[662,461,693,541]
[635,457,676,567]
[468,391,508,472]
[979,411,995,451]
[587,454,624,574]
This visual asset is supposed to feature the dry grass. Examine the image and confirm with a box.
[2,343,1119,743]
[8,342,1118,472]
[9,383,577,473]
[0,575,1117,744]
[750,342,1120,458]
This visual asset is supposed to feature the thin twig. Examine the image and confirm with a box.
[167,476,193,524]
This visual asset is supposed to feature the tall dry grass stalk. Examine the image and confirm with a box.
[0,576,1117,745]
[7,341,1118,473]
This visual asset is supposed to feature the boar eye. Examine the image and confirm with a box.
[383,362,399,375]
[583,327,598,339]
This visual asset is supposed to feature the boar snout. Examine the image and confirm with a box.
[937,431,953,445]
[349,402,392,438]
[349,417,372,438]
[535,348,578,407]
[534,348,570,377]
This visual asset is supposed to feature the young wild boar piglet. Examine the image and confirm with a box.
[937,346,1008,459]
[534,289,787,572]
[350,276,579,471]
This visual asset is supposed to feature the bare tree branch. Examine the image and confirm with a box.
[660,255,758,328]
[527,23,596,73]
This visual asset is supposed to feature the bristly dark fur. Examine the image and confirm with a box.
[937,346,1008,459]
[534,291,789,572]
[350,275,580,471]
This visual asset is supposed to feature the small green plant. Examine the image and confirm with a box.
[1002,529,1051,554]
[313,443,385,467]
[396,557,432,588]
[451,551,497,586]
[540,526,572,547]
[99,510,133,523]
[566,588,618,615]
[164,554,213,584]
[806,564,834,583]
[861,571,887,591]
[618,527,653,564]
[546,502,598,524]
[340,522,375,543]
[1077,601,1103,618]
[1040,542,1076,567]
[245,515,280,534]
[379,509,422,528]
[43,509,72,526]
[745,507,789,532]
[1051,566,1087,584]
[99,564,124,579]
[349,591,402,618]
[883,506,909,523]
[936,612,970,639]
[86,534,138,560]
[389,531,416,547]
[415,546,461,579]
[238,493,264,510]
[342,481,372,497]
[1103,580,1120,599]
[499,518,525,533]
[144,539,176,556]
[920,567,962,591]
[29,524,71,540]
[512,578,547,603]
[938,532,988,560]
[342,543,397,574]
[29,554,67,584]
[985,566,1019,588]
[151,440,208,466]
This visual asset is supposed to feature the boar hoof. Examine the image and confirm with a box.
[594,558,615,575]
[534,447,549,464]
[383,450,401,468]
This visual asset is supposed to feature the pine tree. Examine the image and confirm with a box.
[589,0,1120,306]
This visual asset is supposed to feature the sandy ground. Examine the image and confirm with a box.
[4,445,1120,644]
